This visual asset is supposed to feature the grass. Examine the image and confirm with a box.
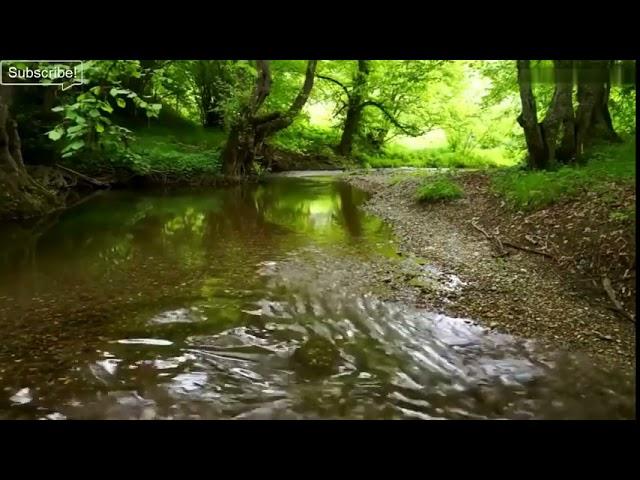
[609,206,635,223]
[361,144,516,169]
[415,177,464,203]
[491,139,636,211]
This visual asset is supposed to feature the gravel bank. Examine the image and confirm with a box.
[344,171,635,371]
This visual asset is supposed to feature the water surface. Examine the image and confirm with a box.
[0,177,634,419]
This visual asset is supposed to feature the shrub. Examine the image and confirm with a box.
[415,177,464,203]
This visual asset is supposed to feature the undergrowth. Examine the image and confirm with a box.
[415,176,464,203]
[491,139,636,211]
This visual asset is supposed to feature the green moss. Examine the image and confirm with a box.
[291,335,340,377]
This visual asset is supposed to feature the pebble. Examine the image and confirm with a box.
[10,387,32,405]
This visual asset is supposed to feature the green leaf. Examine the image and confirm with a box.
[95,123,105,133]
[67,125,86,135]
[89,109,101,118]
[99,103,114,114]
[110,87,129,96]
[116,98,126,108]
[68,140,85,151]
[51,106,65,113]
[47,129,63,141]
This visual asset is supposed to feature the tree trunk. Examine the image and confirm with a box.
[222,60,318,177]
[221,121,256,177]
[541,60,576,165]
[337,100,362,156]
[1,86,57,219]
[204,110,224,128]
[575,60,621,159]
[337,60,370,157]
[516,60,548,169]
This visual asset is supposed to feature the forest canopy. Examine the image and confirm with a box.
[0,59,636,218]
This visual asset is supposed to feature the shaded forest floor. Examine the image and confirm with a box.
[345,165,636,370]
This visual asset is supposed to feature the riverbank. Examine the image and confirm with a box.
[344,168,636,370]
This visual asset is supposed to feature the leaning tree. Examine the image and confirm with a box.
[221,60,318,177]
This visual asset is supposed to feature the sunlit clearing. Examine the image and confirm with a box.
[306,101,336,127]
[392,129,448,150]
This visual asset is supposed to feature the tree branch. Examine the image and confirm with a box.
[251,60,272,115]
[252,112,282,125]
[317,74,351,101]
[256,60,318,137]
[333,100,349,118]
[359,100,422,136]
[286,60,318,116]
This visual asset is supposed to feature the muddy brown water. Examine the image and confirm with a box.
[0,177,635,419]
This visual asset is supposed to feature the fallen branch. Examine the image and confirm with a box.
[602,276,635,323]
[55,164,109,188]
[501,240,556,259]
[471,221,556,260]
[470,221,508,257]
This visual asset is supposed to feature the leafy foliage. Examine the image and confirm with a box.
[46,61,161,164]
[5,59,633,178]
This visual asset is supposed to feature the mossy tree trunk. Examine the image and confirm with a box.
[336,61,369,157]
[222,60,318,177]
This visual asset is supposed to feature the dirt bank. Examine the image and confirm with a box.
[344,170,636,370]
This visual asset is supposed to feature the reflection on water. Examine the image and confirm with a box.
[0,177,635,419]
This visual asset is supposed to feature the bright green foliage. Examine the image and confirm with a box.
[46,61,162,162]
[272,122,339,156]
[492,139,636,211]
[18,59,633,179]
[610,86,636,134]
[415,177,464,203]
[360,144,507,169]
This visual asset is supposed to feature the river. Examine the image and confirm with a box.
[0,176,634,419]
